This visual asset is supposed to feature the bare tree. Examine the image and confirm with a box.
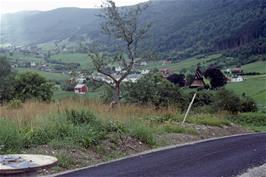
[90,0,151,107]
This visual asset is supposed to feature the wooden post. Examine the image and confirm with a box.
[182,92,197,125]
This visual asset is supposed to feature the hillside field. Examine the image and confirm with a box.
[51,53,91,67]
[16,68,69,81]
[226,74,266,111]
[144,54,222,72]
[241,61,266,74]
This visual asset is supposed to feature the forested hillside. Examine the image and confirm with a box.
[1,0,265,62]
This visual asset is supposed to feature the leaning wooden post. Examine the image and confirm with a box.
[182,65,205,125]
[182,92,197,126]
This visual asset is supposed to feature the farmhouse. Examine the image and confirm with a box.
[160,68,172,77]
[141,69,150,75]
[230,76,244,83]
[30,62,36,67]
[140,61,147,66]
[124,74,142,83]
[232,67,243,75]
[115,66,122,72]
[74,84,88,94]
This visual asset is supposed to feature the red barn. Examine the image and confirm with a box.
[74,84,88,94]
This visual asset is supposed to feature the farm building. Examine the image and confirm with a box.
[74,84,88,94]
[160,68,173,77]
[140,61,148,66]
[230,76,244,83]
[232,67,243,75]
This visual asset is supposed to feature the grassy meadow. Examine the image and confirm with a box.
[241,60,266,73]
[144,54,222,72]
[226,74,266,111]
[16,68,69,81]
[9,52,43,62]
[51,53,91,67]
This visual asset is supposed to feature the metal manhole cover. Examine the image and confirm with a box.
[0,154,57,174]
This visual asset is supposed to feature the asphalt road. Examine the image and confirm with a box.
[57,133,266,177]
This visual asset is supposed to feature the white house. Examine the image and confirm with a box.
[140,61,147,66]
[141,69,150,75]
[230,76,244,83]
[115,66,122,72]
[76,77,86,84]
[124,74,142,83]
[30,62,36,67]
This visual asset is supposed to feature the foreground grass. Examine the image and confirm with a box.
[228,112,266,132]
[0,99,257,173]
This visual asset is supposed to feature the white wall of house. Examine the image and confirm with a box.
[230,76,244,82]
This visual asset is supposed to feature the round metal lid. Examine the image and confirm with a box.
[0,154,58,174]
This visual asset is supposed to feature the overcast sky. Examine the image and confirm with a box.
[0,0,149,14]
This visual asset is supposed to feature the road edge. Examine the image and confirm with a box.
[48,132,265,177]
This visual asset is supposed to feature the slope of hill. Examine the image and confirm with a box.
[1,8,100,45]
[1,0,265,62]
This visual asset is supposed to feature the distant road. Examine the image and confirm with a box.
[56,133,266,177]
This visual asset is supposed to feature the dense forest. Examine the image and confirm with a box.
[1,0,265,63]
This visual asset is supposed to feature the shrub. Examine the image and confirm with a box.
[99,85,113,103]
[65,109,98,125]
[8,99,23,109]
[56,153,77,169]
[126,120,156,146]
[73,125,106,148]
[240,96,257,112]
[105,120,126,133]
[125,73,181,109]
[14,72,54,102]
[191,91,214,107]
[31,116,75,145]
[212,89,240,114]
[0,119,24,154]
[229,113,266,127]
[31,111,106,148]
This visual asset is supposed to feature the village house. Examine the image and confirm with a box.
[30,62,36,67]
[124,74,142,83]
[115,66,122,73]
[163,60,172,65]
[230,76,244,83]
[140,61,147,66]
[74,84,88,94]
[76,77,86,84]
[232,67,243,75]
[141,69,150,75]
[160,68,173,77]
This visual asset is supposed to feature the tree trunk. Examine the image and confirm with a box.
[109,82,120,109]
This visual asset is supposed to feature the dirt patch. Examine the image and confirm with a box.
[23,134,150,175]
[156,123,249,146]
